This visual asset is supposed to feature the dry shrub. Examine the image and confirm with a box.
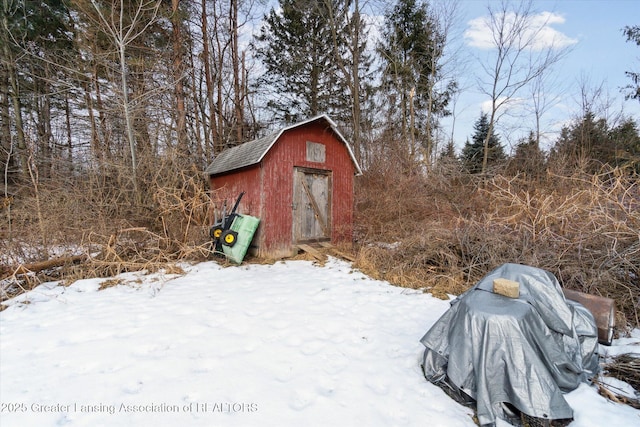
[2,158,216,253]
[153,167,216,254]
[355,164,640,330]
[354,162,485,298]
[355,235,467,299]
[1,159,216,302]
[481,169,639,327]
[599,354,640,408]
[604,354,640,392]
[354,160,481,241]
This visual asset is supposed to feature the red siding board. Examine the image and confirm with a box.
[209,120,355,259]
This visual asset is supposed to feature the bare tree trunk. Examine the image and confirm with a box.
[409,87,416,164]
[120,45,139,196]
[96,73,111,160]
[91,43,109,163]
[1,28,27,176]
[1,57,13,237]
[171,0,188,156]
[26,154,47,256]
[186,29,205,164]
[64,93,73,172]
[230,0,243,144]
[201,0,217,157]
[0,61,12,174]
[35,65,53,179]
[83,78,100,162]
[325,0,364,160]
[213,2,225,153]
[85,0,162,201]
[351,1,362,161]
[130,58,152,155]
[482,105,497,173]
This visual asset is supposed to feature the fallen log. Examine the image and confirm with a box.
[1,254,88,281]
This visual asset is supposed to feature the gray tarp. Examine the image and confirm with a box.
[420,263,599,426]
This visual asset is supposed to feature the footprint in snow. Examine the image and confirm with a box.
[288,389,316,411]
[364,377,390,395]
[123,380,144,394]
[300,340,326,355]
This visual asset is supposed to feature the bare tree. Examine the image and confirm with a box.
[526,70,566,149]
[85,0,162,198]
[423,0,460,170]
[171,0,188,156]
[231,0,242,145]
[323,0,372,163]
[196,0,257,153]
[473,0,572,173]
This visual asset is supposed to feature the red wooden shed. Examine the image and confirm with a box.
[205,114,362,259]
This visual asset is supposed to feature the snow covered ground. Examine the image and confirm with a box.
[1,258,638,427]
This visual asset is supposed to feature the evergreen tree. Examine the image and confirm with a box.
[1,0,75,177]
[551,113,640,174]
[377,0,454,165]
[329,0,374,161]
[508,131,546,178]
[622,25,640,102]
[609,118,640,174]
[436,139,460,170]
[550,112,610,173]
[438,140,457,160]
[253,0,350,123]
[461,112,505,173]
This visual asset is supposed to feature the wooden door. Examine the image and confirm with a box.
[293,167,332,243]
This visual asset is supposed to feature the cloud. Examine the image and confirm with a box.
[464,11,578,51]
[480,96,526,115]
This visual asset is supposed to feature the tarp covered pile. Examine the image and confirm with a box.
[420,263,600,426]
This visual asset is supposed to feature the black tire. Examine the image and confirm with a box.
[210,226,223,240]
[221,230,238,247]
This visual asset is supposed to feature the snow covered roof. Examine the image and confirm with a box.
[205,114,362,176]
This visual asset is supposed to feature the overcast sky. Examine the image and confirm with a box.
[441,0,640,152]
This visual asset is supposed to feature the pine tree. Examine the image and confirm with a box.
[609,118,640,174]
[1,0,75,178]
[377,0,455,166]
[550,113,640,174]
[253,0,350,123]
[439,140,457,160]
[508,131,546,178]
[622,25,640,102]
[461,113,505,173]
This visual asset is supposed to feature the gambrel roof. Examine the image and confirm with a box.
[205,114,362,176]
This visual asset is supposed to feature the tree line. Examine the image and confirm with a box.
[1,0,639,207]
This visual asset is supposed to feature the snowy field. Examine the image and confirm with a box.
[1,258,639,427]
